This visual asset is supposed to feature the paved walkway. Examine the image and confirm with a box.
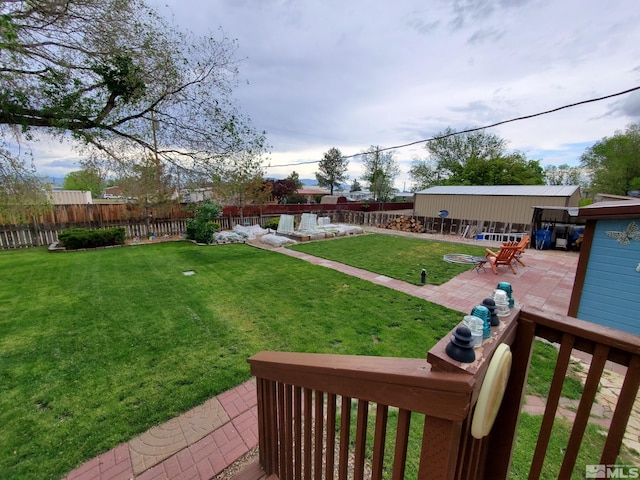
[63,230,638,480]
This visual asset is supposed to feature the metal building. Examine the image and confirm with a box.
[414,185,581,230]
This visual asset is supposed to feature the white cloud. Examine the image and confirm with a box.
[22,0,640,190]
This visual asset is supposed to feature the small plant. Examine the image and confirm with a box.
[58,227,126,249]
[185,200,222,243]
[262,216,298,231]
[262,217,280,230]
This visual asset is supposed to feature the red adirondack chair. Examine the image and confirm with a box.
[484,244,520,274]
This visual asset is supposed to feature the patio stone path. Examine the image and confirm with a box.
[62,229,638,479]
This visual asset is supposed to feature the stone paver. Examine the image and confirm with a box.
[63,229,639,479]
[63,381,255,480]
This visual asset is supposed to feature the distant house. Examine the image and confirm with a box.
[102,186,124,199]
[296,187,330,204]
[568,199,640,336]
[343,190,374,201]
[393,191,414,202]
[319,195,348,205]
[181,188,214,203]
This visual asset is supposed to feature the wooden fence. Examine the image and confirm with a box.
[0,203,531,250]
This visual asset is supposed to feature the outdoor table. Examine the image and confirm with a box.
[443,254,488,274]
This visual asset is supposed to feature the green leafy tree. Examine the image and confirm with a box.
[286,171,303,189]
[580,123,640,195]
[420,127,544,185]
[119,155,175,211]
[360,146,399,201]
[350,179,362,192]
[409,159,439,191]
[63,169,106,197]
[316,147,348,195]
[544,164,585,186]
[0,0,267,215]
[212,152,271,220]
[0,150,49,222]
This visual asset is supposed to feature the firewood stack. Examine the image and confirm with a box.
[380,216,426,233]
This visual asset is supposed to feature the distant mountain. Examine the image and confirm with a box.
[43,176,65,187]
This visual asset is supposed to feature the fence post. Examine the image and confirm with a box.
[31,217,41,247]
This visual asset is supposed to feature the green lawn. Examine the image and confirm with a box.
[0,238,624,479]
[287,233,488,285]
[0,242,463,479]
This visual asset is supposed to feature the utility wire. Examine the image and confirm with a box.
[266,84,640,167]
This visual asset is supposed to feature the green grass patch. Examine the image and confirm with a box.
[340,408,621,480]
[0,242,462,479]
[0,239,625,479]
[511,413,608,479]
[527,340,584,400]
[287,233,487,285]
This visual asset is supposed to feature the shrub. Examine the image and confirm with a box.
[285,193,305,204]
[185,200,223,243]
[58,227,126,249]
[262,216,297,231]
[262,217,280,230]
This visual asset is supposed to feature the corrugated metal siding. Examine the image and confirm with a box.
[416,185,580,196]
[577,218,640,335]
[50,190,93,205]
[414,194,572,224]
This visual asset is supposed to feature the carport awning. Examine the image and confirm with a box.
[531,206,582,224]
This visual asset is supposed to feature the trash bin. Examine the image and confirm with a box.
[535,230,551,250]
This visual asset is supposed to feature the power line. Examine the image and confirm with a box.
[265,84,640,168]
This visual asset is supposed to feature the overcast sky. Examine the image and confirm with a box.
[36,0,640,189]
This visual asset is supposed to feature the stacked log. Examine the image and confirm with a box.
[380,216,425,233]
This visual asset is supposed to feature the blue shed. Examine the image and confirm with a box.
[569,200,640,336]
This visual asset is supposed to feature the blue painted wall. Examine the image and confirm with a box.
[577,218,640,335]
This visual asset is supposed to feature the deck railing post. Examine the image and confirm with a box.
[482,316,536,479]
[418,415,463,480]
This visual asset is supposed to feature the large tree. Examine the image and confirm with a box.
[0,0,267,211]
[580,123,640,195]
[267,178,297,204]
[360,146,399,201]
[411,127,544,186]
[118,154,175,211]
[408,159,439,191]
[63,168,106,197]
[544,164,585,187]
[212,152,271,220]
[316,147,348,195]
[286,171,303,189]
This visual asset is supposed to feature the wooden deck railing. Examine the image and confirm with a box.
[246,306,640,479]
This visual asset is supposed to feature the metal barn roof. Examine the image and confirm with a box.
[416,185,580,196]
